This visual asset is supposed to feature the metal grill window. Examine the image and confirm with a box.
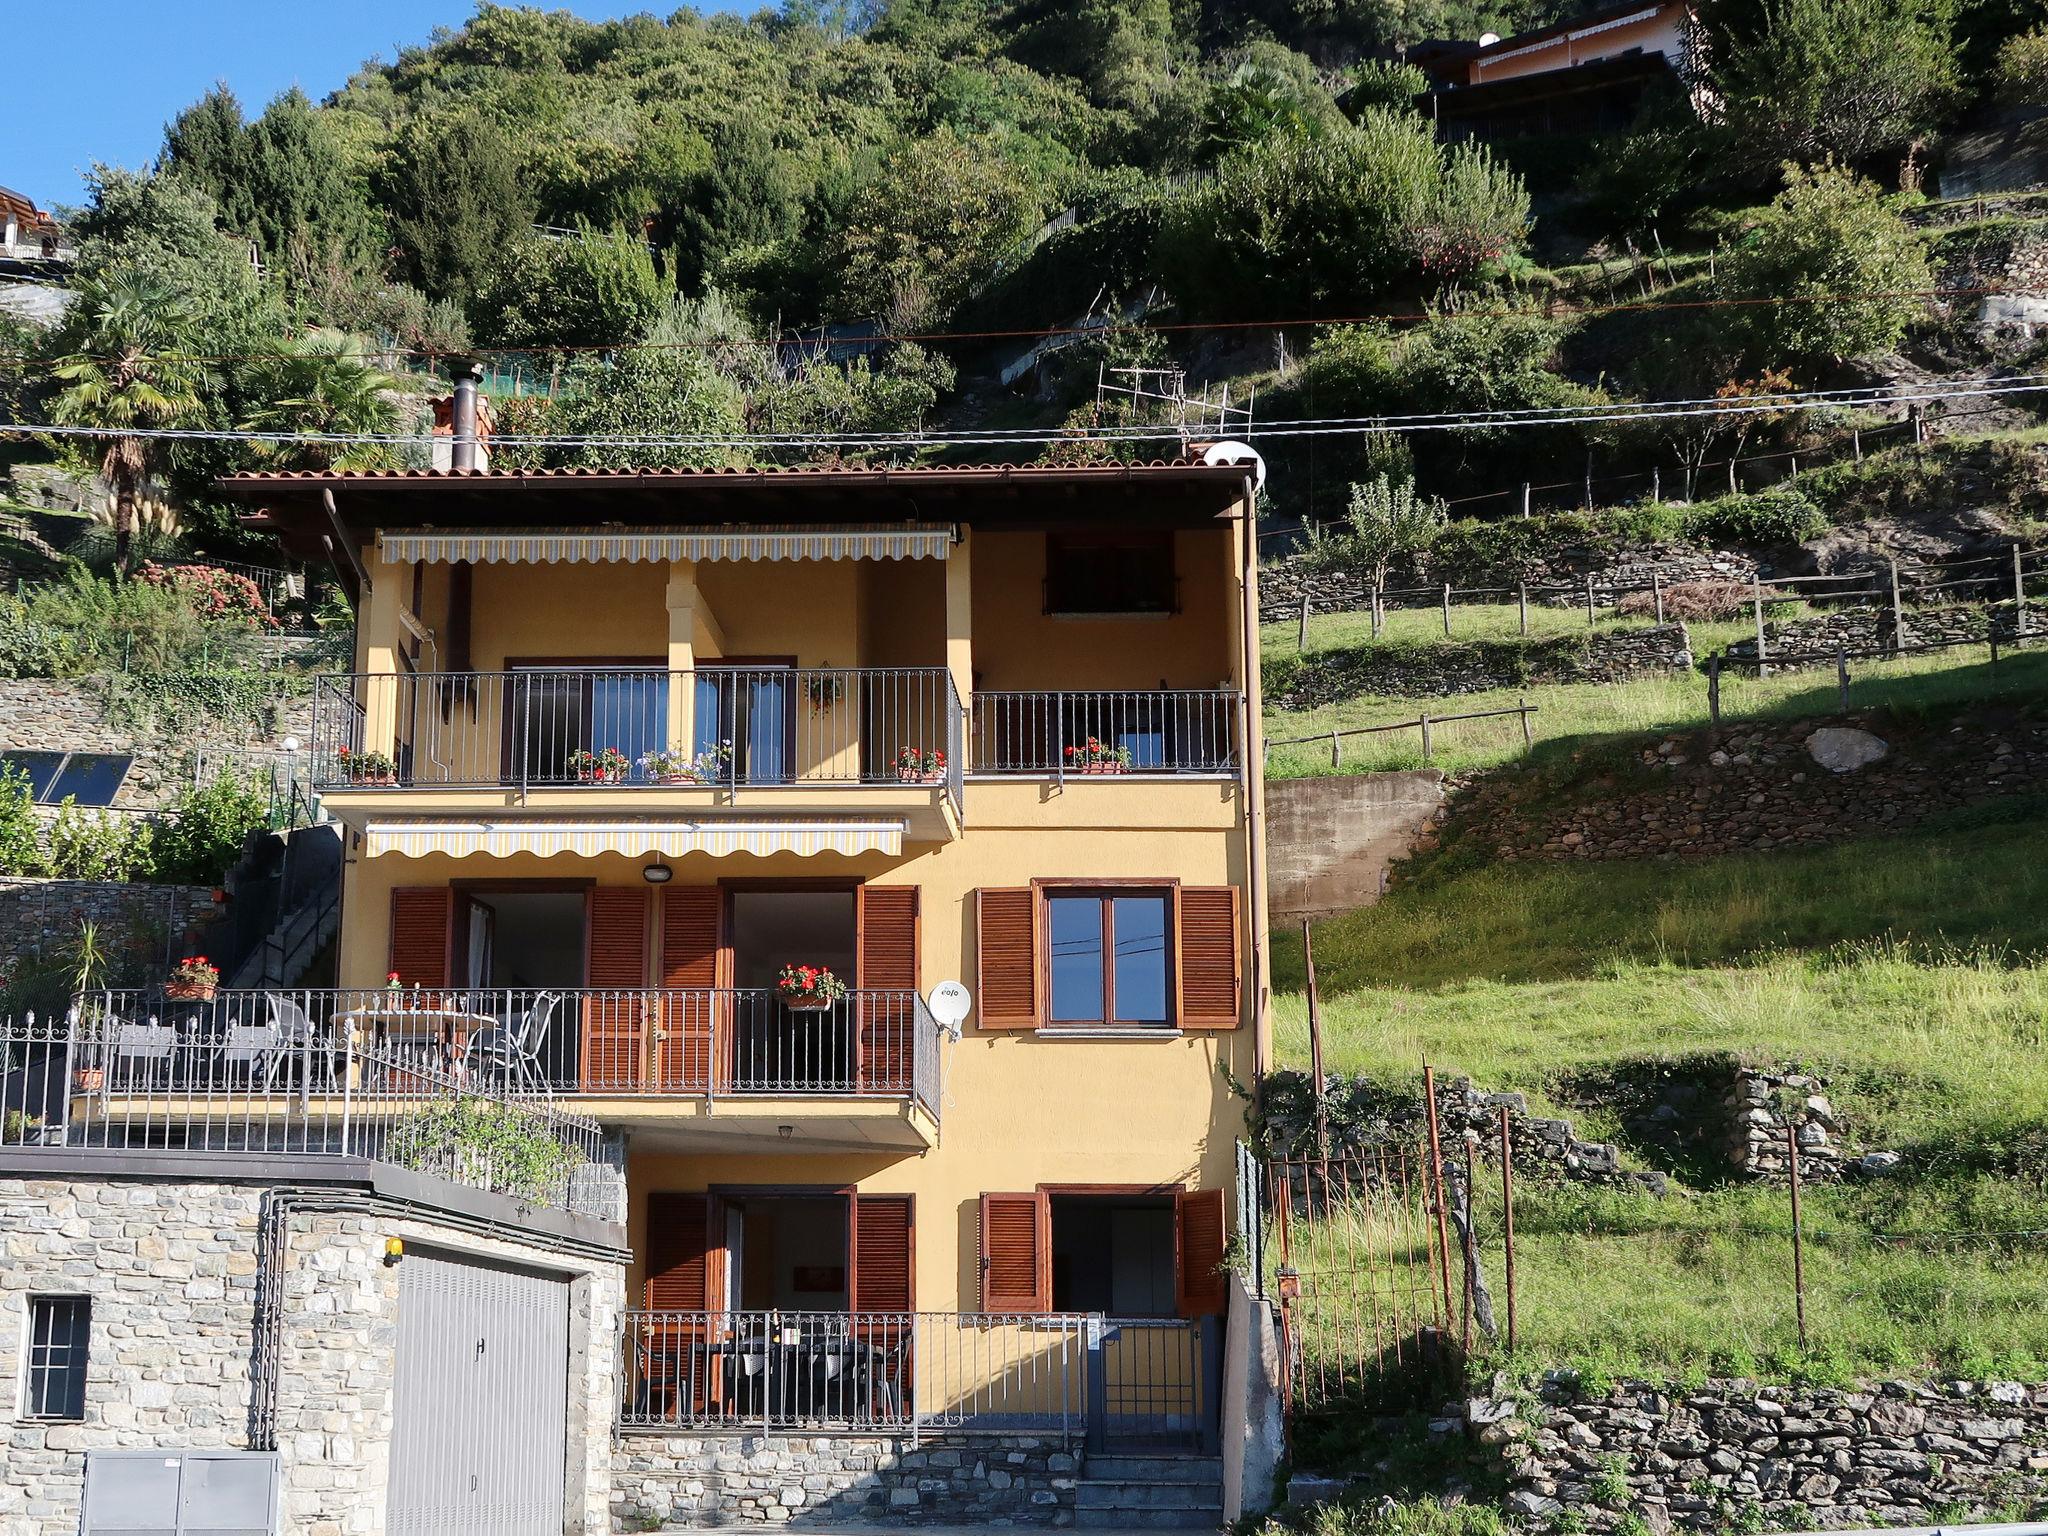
[23,1294,89,1420]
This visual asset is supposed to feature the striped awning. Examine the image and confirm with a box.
[363,818,907,859]
[378,524,953,565]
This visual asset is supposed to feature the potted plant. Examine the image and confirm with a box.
[338,747,397,786]
[569,746,633,783]
[70,1066,103,1092]
[775,964,848,1012]
[386,970,403,992]
[893,746,947,783]
[639,744,733,785]
[165,955,219,1002]
[804,673,846,714]
[1065,737,1133,774]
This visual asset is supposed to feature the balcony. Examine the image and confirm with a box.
[969,690,1242,776]
[312,667,963,817]
[42,988,943,1147]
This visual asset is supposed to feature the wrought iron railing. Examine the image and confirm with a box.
[47,988,943,1119]
[618,1309,1215,1443]
[969,690,1241,776]
[311,666,964,813]
[0,1009,615,1218]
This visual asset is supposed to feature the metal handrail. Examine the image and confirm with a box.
[970,689,1242,775]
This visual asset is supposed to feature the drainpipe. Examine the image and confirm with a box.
[1238,471,1267,1083]
[448,357,484,472]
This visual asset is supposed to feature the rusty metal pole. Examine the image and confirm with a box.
[1422,1063,1456,1324]
[1787,1121,1808,1352]
[1499,1106,1517,1355]
[1461,1134,1476,1355]
[1303,919,1329,1160]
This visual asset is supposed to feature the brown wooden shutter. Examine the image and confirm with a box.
[979,1191,1050,1313]
[388,888,453,1003]
[1175,1187,1228,1317]
[656,886,720,1093]
[975,888,1038,1029]
[582,887,650,1090]
[1175,886,1242,1029]
[851,1194,914,1314]
[857,885,919,1092]
[644,1192,712,1310]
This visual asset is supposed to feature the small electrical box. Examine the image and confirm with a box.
[82,1449,280,1536]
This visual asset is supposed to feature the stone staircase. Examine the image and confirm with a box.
[1075,1453,1223,1530]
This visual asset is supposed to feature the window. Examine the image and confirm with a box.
[22,1295,89,1420]
[1044,532,1176,615]
[0,751,131,807]
[1046,889,1172,1028]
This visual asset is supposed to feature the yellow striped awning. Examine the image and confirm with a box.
[378,524,953,565]
[363,818,907,859]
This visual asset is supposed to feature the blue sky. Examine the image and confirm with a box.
[10,2,718,212]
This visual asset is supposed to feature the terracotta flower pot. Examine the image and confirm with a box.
[780,994,836,1012]
[72,1068,104,1092]
[164,979,217,1002]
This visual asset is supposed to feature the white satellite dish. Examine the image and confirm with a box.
[1202,439,1267,496]
[1479,31,1501,46]
[927,980,973,1038]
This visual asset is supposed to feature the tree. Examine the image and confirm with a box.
[240,88,377,269]
[475,227,669,350]
[1709,0,1958,167]
[1161,109,1528,316]
[235,329,401,471]
[1719,163,1933,369]
[1304,474,1447,589]
[672,119,810,291]
[542,300,748,470]
[381,114,536,303]
[161,83,258,234]
[46,276,208,573]
[1996,27,2048,104]
[1199,44,1345,156]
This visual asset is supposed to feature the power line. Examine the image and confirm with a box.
[5,375,2044,453]
[0,284,2028,372]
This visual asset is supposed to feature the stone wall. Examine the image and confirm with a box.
[0,676,313,811]
[0,1170,626,1536]
[0,878,226,983]
[1466,709,2046,864]
[1724,598,2046,666]
[612,1431,1082,1527]
[1265,772,1446,919]
[1270,625,1693,708]
[1484,1376,2048,1532]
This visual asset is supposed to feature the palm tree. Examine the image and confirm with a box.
[236,328,401,471]
[47,275,206,574]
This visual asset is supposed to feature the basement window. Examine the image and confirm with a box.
[0,751,132,806]
[22,1294,90,1421]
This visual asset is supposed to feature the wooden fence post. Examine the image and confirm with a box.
[1518,696,1533,756]
[1442,583,1452,637]
[1297,594,1311,653]
[1708,655,1722,725]
[1653,571,1665,624]
[1329,732,1341,769]
[1371,588,1384,640]
[1585,573,1597,625]
[1420,713,1433,762]
[1517,582,1530,636]
[1753,576,1769,677]
[1852,428,1862,462]
[1836,646,1850,710]
[1499,1106,1517,1355]
[2017,545,2030,639]
[1889,559,1906,653]
[1520,482,1531,519]
[1651,464,1661,502]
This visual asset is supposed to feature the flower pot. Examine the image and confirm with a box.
[1078,763,1129,775]
[897,769,946,784]
[780,994,836,1012]
[72,1068,104,1092]
[164,979,217,1001]
[654,772,707,786]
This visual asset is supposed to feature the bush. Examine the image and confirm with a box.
[0,566,264,677]
[0,767,40,875]
[133,562,276,629]
[1997,28,2048,106]
[1344,59,1430,117]
[150,772,268,885]
[1161,110,1528,317]
[44,801,153,882]
[1680,486,1828,546]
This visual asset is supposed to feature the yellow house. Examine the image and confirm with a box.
[214,458,1270,1462]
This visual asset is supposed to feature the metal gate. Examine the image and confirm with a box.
[388,1250,571,1536]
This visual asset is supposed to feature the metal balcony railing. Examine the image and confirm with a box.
[42,988,942,1123]
[0,1007,615,1218]
[969,690,1242,776]
[312,667,964,813]
[618,1308,1215,1444]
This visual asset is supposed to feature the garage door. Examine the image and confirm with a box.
[387,1250,571,1536]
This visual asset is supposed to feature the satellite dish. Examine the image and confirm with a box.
[1479,31,1501,45]
[927,980,973,1038]
[1201,439,1267,496]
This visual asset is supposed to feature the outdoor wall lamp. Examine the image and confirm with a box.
[642,859,674,884]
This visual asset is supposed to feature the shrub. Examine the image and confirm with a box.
[44,801,153,882]
[384,1098,583,1205]
[1997,28,2048,105]
[0,767,41,876]
[150,772,268,886]
[1680,486,1828,546]
[1345,59,1430,116]
[133,563,276,629]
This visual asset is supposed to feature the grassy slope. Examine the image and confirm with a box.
[1276,789,2048,1383]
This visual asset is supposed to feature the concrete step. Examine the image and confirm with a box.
[1073,1506,1222,1530]
[1077,1481,1223,1510]
[1083,1455,1221,1483]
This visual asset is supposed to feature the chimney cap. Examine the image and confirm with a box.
[444,355,485,383]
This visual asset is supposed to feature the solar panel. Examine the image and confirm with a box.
[0,750,64,800]
[48,753,132,807]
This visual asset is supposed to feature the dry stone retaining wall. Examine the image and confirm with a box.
[613,1432,1082,1527]
[0,878,226,983]
[1724,598,2045,665]
[1484,1377,2048,1532]
[1271,626,1693,708]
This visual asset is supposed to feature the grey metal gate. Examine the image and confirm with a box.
[387,1249,571,1535]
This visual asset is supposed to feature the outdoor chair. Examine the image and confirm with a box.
[216,1023,281,1088]
[466,992,558,1093]
[108,1023,174,1090]
[263,994,337,1089]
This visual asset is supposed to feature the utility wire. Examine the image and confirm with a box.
[4,376,2044,453]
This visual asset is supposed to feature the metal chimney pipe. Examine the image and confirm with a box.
[448,357,484,472]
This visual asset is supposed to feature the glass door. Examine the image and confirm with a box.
[694,665,792,785]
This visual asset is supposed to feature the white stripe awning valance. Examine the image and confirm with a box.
[363,818,907,859]
[378,524,953,565]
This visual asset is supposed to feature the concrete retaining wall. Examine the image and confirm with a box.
[1266,772,1445,919]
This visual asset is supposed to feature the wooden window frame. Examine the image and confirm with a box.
[982,1184,1224,1317]
[1034,879,1179,1031]
[1043,529,1179,617]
